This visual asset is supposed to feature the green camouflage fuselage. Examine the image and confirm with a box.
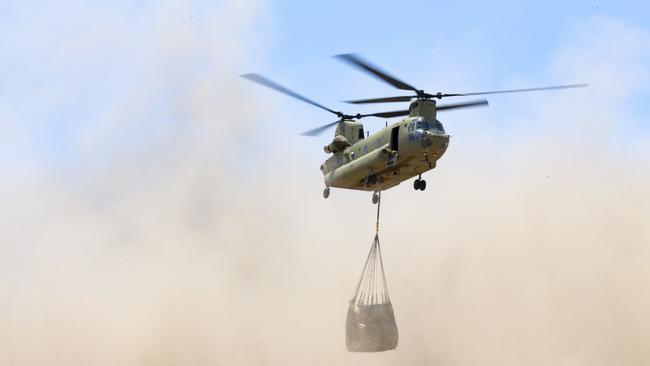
[321,100,450,192]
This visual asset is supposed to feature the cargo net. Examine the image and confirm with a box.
[351,234,391,307]
[346,193,398,352]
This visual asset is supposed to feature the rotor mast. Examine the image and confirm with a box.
[408,99,437,119]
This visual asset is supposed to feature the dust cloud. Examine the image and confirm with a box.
[0,4,649,366]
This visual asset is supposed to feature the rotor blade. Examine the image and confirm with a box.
[335,53,419,92]
[300,120,342,137]
[344,96,415,104]
[441,83,588,98]
[361,110,411,119]
[363,100,488,118]
[241,73,340,116]
[436,99,489,111]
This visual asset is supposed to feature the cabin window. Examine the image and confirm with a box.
[358,128,364,139]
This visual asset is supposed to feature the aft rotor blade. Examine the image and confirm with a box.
[437,99,489,111]
[335,53,419,92]
[441,83,588,98]
[300,120,342,137]
[345,96,414,104]
[241,73,340,116]
[361,110,410,118]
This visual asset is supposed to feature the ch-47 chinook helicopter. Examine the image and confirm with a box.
[243,54,586,204]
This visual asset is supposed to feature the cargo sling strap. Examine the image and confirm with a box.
[350,192,391,306]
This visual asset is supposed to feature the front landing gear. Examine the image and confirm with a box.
[372,191,380,204]
[323,187,330,199]
[413,175,426,191]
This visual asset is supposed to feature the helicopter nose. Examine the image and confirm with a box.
[424,131,449,142]
[423,131,450,152]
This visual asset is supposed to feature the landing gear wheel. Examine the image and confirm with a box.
[413,178,427,191]
[323,187,330,199]
[372,192,379,204]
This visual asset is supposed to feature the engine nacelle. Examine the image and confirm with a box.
[324,135,350,154]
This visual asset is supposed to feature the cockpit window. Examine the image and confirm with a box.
[413,117,445,133]
[358,128,364,139]
[432,120,445,133]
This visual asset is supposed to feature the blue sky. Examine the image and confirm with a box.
[0,0,648,170]
[239,0,650,149]
[265,0,649,90]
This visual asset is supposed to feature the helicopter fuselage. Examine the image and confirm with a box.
[322,100,449,192]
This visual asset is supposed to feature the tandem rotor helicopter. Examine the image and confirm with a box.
[243,54,586,204]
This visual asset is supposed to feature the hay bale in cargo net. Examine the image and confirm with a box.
[346,234,398,352]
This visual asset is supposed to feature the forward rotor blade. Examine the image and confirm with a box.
[335,53,419,92]
[361,110,410,118]
[241,73,339,116]
[300,120,342,137]
[441,83,588,98]
[344,96,414,104]
[437,99,489,111]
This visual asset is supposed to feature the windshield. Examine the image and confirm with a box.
[413,117,445,133]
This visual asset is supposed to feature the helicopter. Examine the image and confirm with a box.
[243,54,586,204]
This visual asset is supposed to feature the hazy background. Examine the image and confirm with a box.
[1,1,649,365]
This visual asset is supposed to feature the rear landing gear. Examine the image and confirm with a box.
[414,175,426,191]
[372,192,379,204]
[323,187,330,199]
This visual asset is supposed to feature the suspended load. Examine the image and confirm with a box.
[346,233,398,352]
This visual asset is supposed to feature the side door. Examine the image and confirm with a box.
[390,126,400,151]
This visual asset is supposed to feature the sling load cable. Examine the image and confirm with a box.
[374,191,390,303]
[370,192,381,304]
[352,191,382,304]
[375,191,381,234]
